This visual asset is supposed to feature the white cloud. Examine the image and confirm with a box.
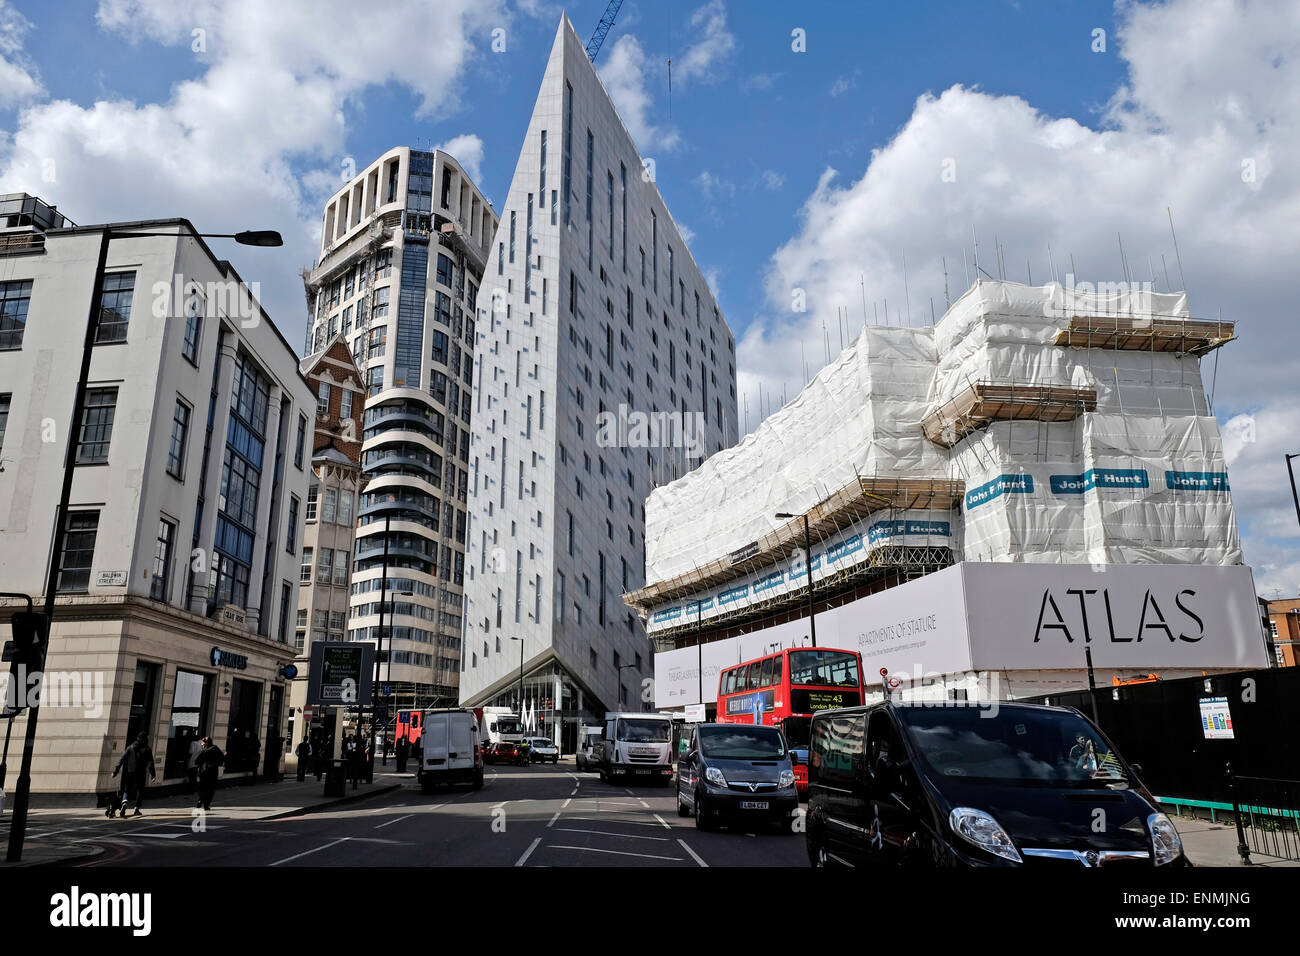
[598,34,680,153]
[693,169,734,200]
[673,0,736,86]
[0,0,42,106]
[436,133,485,183]
[677,223,696,244]
[828,76,854,98]
[0,0,506,348]
[740,72,781,94]
[760,169,785,190]
[739,0,1300,585]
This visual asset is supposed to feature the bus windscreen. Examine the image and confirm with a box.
[787,650,860,689]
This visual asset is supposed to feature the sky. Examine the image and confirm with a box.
[1,0,1297,595]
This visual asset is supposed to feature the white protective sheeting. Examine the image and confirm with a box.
[643,279,1238,586]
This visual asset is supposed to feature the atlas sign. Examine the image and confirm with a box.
[1032,587,1206,645]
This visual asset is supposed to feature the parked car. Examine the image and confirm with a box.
[675,723,798,832]
[526,737,559,764]
[805,701,1188,868]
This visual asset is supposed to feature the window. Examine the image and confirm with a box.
[437,252,454,287]
[95,272,135,344]
[183,310,201,364]
[432,329,448,364]
[56,510,98,592]
[286,495,300,553]
[167,398,190,478]
[150,516,175,601]
[294,414,307,469]
[0,393,8,453]
[372,286,390,320]
[0,279,33,349]
[317,381,330,413]
[279,582,291,643]
[322,487,338,523]
[333,550,349,587]
[375,247,392,278]
[76,387,117,464]
[300,547,313,583]
[339,490,354,524]
[340,387,353,421]
[316,547,333,584]
[306,484,318,521]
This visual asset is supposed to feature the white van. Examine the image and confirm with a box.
[417,708,484,794]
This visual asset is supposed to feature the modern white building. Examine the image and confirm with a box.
[0,195,313,794]
[303,148,497,711]
[459,16,739,751]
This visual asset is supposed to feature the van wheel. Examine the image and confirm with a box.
[420,777,436,795]
[471,770,484,791]
[694,790,715,831]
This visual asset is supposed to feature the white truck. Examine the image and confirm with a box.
[600,712,675,785]
[475,706,526,750]
[417,708,484,794]
[575,724,604,771]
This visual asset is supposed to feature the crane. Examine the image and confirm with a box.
[585,0,625,62]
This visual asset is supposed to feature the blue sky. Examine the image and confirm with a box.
[2,0,1299,593]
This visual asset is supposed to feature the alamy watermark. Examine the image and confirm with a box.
[596,403,707,460]
[2,666,105,718]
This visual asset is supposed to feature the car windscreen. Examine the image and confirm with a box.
[494,719,522,734]
[901,707,1129,787]
[616,719,671,742]
[787,650,860,689]
[698,726,786,760]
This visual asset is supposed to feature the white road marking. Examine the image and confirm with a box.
[547,845,684,862]
[369,804,408,813]
[514,837,542,867]
[374,814,413,829]
[561,798,572,809]
[270,837,350,866]
[678,839,708,867]
[546,811,561,828]
[551,827,668,842]
[563,816,665,828]
[653,814,672,829]
[638,799,650,808]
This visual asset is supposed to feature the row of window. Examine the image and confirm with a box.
[305,485,354,525]
[300,546,350,587]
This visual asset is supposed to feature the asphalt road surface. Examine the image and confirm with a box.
[63,763,809,867]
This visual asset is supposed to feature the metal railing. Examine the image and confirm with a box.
[1227,763,1300,863]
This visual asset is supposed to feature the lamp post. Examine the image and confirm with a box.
[1286,455,1300,533]
[776,511,817,648]
[6,224,282,863]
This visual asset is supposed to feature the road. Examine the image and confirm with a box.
[59,763,809,867]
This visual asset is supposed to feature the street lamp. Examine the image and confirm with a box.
[6,224,283,863]
[776,511,817,648]
[1286,455,1300,533]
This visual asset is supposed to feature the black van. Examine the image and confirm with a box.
[806,701,1187,867]
[676,723,799,831]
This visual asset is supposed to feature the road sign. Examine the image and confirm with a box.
[381,684,393,697]
[305,642,374,706]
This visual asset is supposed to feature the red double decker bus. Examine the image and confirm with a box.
[716,647,864,795]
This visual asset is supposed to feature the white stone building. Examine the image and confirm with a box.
[0,196,312,794]
[458,16,739,751]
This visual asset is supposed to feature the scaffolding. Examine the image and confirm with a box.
[1053,313,1235,356]
[921,381,1098,447]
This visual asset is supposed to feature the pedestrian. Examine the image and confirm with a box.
[267,734,283,782]
[295,737,312,782]
[186,734,202,793]
[111,733,157,817]
[195,735,225,811]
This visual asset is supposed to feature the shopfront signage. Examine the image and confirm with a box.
[211,646,248,670]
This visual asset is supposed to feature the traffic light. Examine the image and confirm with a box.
[4,611,49,680]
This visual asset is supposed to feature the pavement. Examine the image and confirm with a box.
[0,767,405,866]
[1170,813,1300,867]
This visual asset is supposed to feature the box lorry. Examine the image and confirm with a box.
[600,712,674,784]
[474,706,526,749]
[417,708,484,794]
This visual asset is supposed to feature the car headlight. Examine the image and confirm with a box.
[778,770,795,789]
[948,807,1022,864]
[705,767,727,787]
[1148,813,1182,866]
